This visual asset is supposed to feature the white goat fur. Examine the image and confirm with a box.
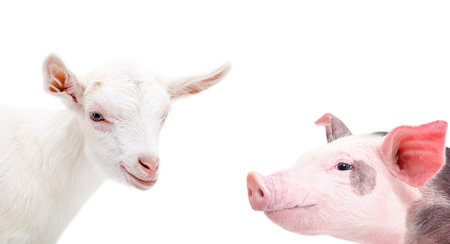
[0,54,230,243]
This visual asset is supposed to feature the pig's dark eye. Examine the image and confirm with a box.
[90,112,105,122]
[337,162,353,171]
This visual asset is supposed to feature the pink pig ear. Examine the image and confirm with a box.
[315,113,352,143]
[381,121,447,188]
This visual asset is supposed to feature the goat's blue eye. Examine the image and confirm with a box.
[337,162,353,171]
[90,112,105,122]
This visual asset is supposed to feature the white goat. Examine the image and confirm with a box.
[0,54,231,244]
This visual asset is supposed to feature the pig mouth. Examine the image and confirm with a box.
[265,204,317,213]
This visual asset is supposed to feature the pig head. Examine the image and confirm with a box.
[247,113,447,244]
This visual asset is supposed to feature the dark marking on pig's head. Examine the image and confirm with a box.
[350,160,377,195]
[372,131,389,137]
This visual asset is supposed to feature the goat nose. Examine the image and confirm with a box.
[247,171,271,211]
[139,157,159,173]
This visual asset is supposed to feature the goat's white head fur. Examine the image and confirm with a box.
[42,54,231,190]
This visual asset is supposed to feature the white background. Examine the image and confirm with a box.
[1,1,450,243]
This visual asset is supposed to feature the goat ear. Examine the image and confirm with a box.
[42,53,84,106]
[163,63,231,99]
[315,113,352,143]
[381,121,447,188]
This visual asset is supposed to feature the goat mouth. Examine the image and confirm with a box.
[120,165,157,188]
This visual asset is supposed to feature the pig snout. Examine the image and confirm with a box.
[247,171,272,211]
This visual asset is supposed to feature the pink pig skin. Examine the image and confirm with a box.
[247,113,449,244]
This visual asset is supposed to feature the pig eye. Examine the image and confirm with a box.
[337,162,353,171]
[90,112,105,122]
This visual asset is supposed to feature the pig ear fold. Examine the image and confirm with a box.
[162,63,231,99]
[42,53,84,107]
[315,113,352,143]
[381,121,447,188]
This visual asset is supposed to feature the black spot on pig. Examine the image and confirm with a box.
[372,131,389,137]
[407,205,450,244]
[432,148,450,199]
[350,160,377,195]
[406,147,450,242]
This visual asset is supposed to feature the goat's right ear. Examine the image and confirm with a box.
[42,53,84,107]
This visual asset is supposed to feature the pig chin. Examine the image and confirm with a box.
[264,206,322,235]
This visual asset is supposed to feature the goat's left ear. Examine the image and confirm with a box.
[42,53,85,107]
[162,63,231,99]
[381,120,447,188]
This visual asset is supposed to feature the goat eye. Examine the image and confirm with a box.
[89,112,105,122]
[337,162,353,171]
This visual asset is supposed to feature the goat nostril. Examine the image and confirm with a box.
[139,159,149,169]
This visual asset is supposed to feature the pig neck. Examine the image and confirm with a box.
[334,179,422,244]
[352,227,405,244]
[343,215,407,244]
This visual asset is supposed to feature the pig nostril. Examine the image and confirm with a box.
[248,188,253,197]
[139,159,149,169]
[258,189,264,197]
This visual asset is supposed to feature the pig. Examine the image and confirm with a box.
[247,113,450,244]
